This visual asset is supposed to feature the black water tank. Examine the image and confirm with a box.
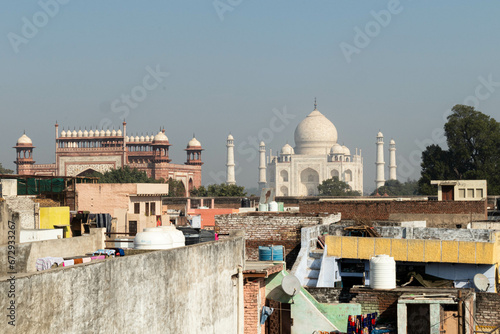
[497,198,500,210]
[241,197,251,208]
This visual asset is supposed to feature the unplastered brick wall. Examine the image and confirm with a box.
[244,278,265,334]
[215,213,333,268]
[475,292,500,327]
[301,200,487,227]
[349,288,404,323]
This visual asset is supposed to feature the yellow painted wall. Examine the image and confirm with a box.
[39,207,71,238]
[325,235,498,265]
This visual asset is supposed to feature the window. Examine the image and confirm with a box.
[145,203,150,216]
[129,221,137,236]
[134,202,140,214]
[476,189,483,198]
[467,189,474,198]
[458,189,466,198]
[150,202,156,216]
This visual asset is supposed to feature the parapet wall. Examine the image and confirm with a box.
[0,228,106,275]
[301,200,487,227]
[0,237,245,333]
[215,213,339,269]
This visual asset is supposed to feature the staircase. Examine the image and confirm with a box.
[304,250,323,287]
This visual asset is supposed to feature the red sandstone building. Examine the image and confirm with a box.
[13,122,202,195]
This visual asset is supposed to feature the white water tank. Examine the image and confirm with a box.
[158,225,185,248]
[134,228,173,250]
[269,201,279,212]
[258,203,268,211]
[369,254,396,289]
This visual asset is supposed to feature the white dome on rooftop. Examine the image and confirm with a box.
[281,143,294,155]
[60,130,67,138]
[342,145,351,156]
[17,134,32,145]
[187,137,201,148]
[105,129,111,136]
[294,108,338,155]
[89,129,94,137]
[117,129,122,136]
[153,131,169,143]
[72,130,78,137]
[330,143,344,155]
[100,129,105,136]
[111,129,117,136]
[227,134,234,140]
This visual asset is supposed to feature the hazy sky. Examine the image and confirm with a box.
[1,1,500,193]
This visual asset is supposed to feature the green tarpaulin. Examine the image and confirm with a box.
[17,178,65,195]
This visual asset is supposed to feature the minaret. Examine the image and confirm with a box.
[389,139,397,181]
[226,134,236,185]
[375,131,385,189]
[258,141,266,190]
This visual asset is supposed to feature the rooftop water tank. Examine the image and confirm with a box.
[158,225,185,248]
[369,254,396,289]
[258,245,284,261]
[134,228,173,250]
[258,203,268,212]
[269,201,279,212]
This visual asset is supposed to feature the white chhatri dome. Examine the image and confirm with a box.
[294,108,338,155]
[111,129,117,136]
[117,129,122,136]
[60,130,67,137]
[105,129,111,136]
[281,143,294,155]
[100,129,105,136]
[187,137,201,148]
[153,131,169,143]
[227,134,234,140]
[330,143,344,155]
[342,145,351,156]
[17,134,32,145]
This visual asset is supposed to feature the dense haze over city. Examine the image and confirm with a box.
[1,1,500,193]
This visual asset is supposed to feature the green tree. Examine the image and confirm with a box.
[95,166,160,184]
[418,105,500,195]
[0,163,14,174]
[190,183,247,197]
[166,178,186,197]
[371,179,419,196]
[317,177,361,196]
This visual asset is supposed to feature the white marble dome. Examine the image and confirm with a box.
[77,129,83,137]
[60,130,67,138]
[105,129,111,136]
[281,143,294,155]
[294,108,338,155]
[17,134,32,145]
[89,129,94,137]
[187,137,201,148]
[390,139,395,145]
[330,143,344,155]
[100,129,105,136]
[117,129,122,136]
[153,131,169,143]
[342,145,351,156]
[111,129,117,136]
[72,130,78,137]
[227,134,234,140]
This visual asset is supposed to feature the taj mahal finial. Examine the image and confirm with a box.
[314,97,317,110]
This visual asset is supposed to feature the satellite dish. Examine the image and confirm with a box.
[473,273,490,292]
[281,274,301,296]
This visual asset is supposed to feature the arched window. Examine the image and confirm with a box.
[280,170,288,182]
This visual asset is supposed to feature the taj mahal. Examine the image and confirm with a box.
[261,102,363,196]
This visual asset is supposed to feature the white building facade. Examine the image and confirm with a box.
[265,105,363,196]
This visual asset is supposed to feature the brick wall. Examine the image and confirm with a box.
[215,213,330,269]
[475,292,500,328]
[244,278,265,334]
[301,200,487,227]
